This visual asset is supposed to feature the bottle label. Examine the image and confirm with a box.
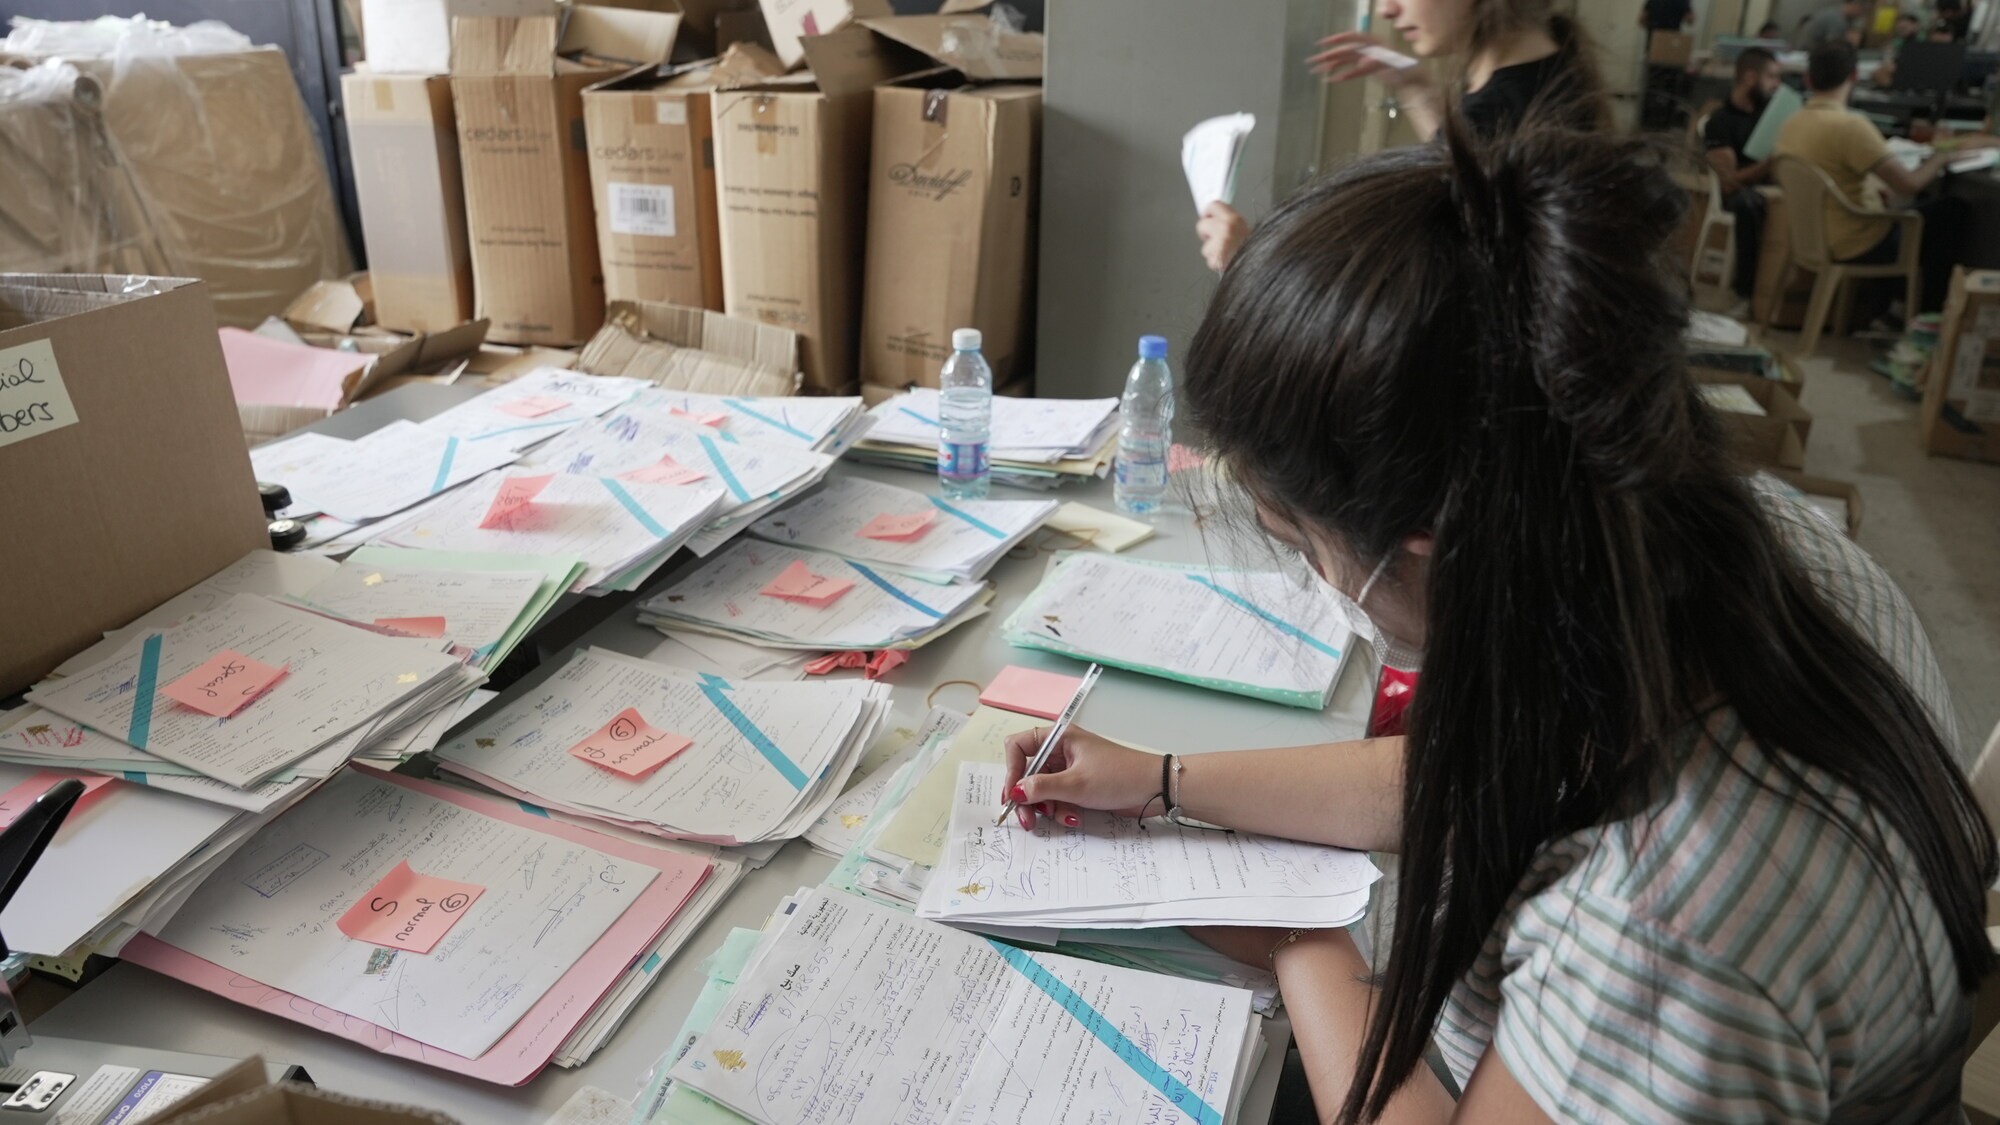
[1116,458,1167,490]
[938,441,989,480]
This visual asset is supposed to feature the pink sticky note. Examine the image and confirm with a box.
[670,406,728,428]
[480,474,555,530]
[376,616,448,638]
[760,560,855,606]
[567,707,693,778]
[337,861,485,954]
[497,395,569,418]
[980,665,1085,721]
[618,456,708,486]
[0,770,118,831]
[857,509,938,541]
[161,650,288,718]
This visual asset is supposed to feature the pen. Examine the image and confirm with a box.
[996,663,1102,826]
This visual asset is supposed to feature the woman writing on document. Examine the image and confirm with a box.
[1197,0,1605,270]
[1011,124,1992,1122]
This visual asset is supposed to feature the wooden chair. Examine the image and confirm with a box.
[1767,155,1922,355]
[1690,114,1739,293]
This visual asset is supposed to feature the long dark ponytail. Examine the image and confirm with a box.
[1184,123,1995,1123]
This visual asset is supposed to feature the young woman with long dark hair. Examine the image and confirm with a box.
[1011,123,1992,1122]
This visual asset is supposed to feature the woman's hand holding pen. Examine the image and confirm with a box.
[1001,726,1157,831]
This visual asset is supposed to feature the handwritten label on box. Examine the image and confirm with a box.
[857,510,937,541]
[0,339,79,451]
[336,861,485,954]
[161,650,287,718]
[567,708,692,778]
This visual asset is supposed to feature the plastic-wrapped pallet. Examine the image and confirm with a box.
[1,17,352,327]
[0,59,170,277]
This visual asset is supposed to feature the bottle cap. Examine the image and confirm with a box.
[1138,335,1168,360]
[952,328,982,351]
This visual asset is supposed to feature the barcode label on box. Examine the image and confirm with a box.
[609,182,675,237]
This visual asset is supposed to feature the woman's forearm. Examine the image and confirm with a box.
[1176,737,1404,851]
[1278,931,1455,1125]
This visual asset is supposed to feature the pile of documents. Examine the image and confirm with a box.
[637,541,994,651]
[847,389,1120,489]
[124,767,720,1084]
[410,367,655,452]
[667,886,1268,1125]
[433,648,891,847]
[616,388,870,454]
[749,475,1056,582]
[513,398,836,556]
[920,763,1378,929]
[1005,553,1353,707]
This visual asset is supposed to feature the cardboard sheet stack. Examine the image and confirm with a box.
[849,387,1120,488]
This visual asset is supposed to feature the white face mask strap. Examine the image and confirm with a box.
[1355,551,1394,609]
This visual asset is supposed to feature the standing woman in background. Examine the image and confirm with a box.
[1197,0,1608,270]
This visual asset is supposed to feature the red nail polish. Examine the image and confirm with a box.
[1064,814,1080,827]
[1009,785,1027,804]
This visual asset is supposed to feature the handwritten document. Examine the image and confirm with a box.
[435,649,890,844]
[919,764,1378,929]
[1006,554,1351,708]
[623,390,862,452]
[28,595,460,788]
[520,409,834,525]
[670,887,1258,1125]
[863,389,1120,462]
[155,768,655,1059]
[295,562,544,656]
[248,419,522,523]
[55,550,338,677]
[751,476,1055,582]
[414,368,654,452]
[872,706,1043,869]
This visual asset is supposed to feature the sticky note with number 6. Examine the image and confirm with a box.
[568,707,693,778]
[337,861,485,954]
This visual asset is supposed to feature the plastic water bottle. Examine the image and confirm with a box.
[938,327,992,500]
[1115,335,1173,516]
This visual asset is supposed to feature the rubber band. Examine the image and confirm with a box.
[925,679,983,710]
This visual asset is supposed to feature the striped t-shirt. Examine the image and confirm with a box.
[1433,486,1970,1121]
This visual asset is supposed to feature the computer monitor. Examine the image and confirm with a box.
[1964,50,2000,89]
[1894,42,1969,93]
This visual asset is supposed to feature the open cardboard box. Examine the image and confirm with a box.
[576,296,800,394]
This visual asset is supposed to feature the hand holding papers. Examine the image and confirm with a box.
[1005,554,1353,707]
[925,764,1379,929]
[750,476,1056,582]
[1182,112,1256,213]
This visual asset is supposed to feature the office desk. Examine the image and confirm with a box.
[34,385,1379,1124]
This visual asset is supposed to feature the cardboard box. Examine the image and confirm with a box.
[1922,268,2000,463]
[578,297,801,393]
[1694,367,1813,469]
[858,16,1041,392]
[757,0,890,69]
[583,48,785,312]
[1648,29,1694,66]
[342,72,475,333]
[451,7,681,347]
[359,0,556,75]
[231,317,490,443]
[711,26,925,391]
[0,274,268,696]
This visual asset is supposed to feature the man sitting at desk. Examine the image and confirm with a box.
[1703,47,1782,309]
[1798,0,1864,49]
[1776,41,1997,314]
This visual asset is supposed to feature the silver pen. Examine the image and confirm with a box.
[996,663,1103,826]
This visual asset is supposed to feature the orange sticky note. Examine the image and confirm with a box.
[375,616,448,638]
[670,406,728,428]
[857,509,938,541]
[979,665,1085,721]
[336,861,485,954]
[567,707,693,778]
[760,560,854,606]
[160,650,288,718]
[619,456,708,486]
[497,395,568,418]
[479,474,554,530]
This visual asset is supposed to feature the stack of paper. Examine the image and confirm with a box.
[318,546,584,671]
[514,406,835,556]
[369,470,728,595]
[636,541,994,650]
[847,389,1120,489]
[620,387,870,454]
[749,476,1056,582]
[411,367,655,452]
[920,763,1378,929]
[27,594,469,788]
[669,887,1266,1125]
[433,648,891,846]
[249,420,522,526]
[1005,553,1353,708]
[127,766,717,1085]
[50,550,337,677]
[1182,111,1255,213]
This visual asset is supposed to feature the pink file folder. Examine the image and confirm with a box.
[217,327,370,410]
[121,764,712,1086]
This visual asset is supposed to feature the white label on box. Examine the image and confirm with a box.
[608,182,676,238]
[50,1065,140,1125]
[1953,334,1989,399]
[657,98,687,125]
[102,1071,207,1125]
[0,338,79,451]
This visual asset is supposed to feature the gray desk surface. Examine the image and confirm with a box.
[38,385,1379,1123]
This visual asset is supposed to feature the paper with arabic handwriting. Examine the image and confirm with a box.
[415,368,654,452]
[27,595,460,788]
[294,562,545,655]
[248,420,522,523]
[871,706,1041,869]
[750,476,1054,581]
[521,410,833,517]
[622,390,861,452]
[54,550,338,677]
[153,768,657,1059]
[669,887,1255,1125]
